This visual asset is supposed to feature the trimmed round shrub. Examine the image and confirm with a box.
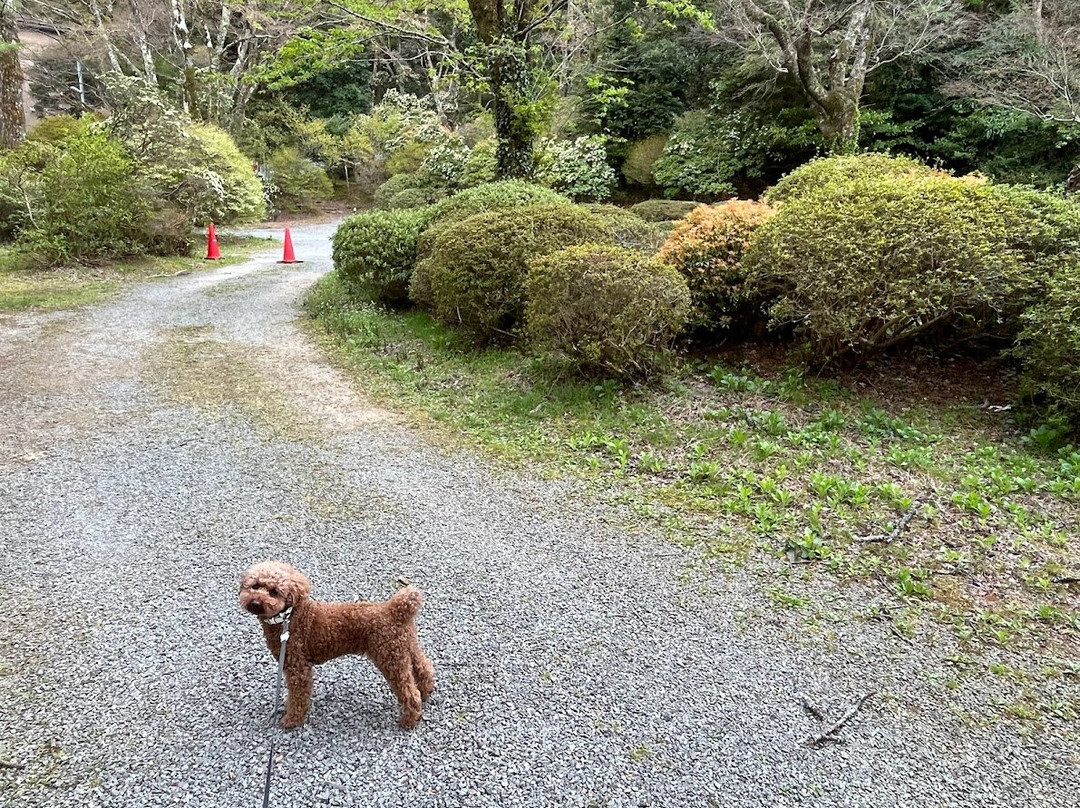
[658,200,775,334]
[986,184,1080,261]
[630,199,702,222]
[268,147,333,212]
[765,153,941,205]
[526,244,690,378]
[411,204,611,342]
[332,209,426,305]
[416,180,573,260]
[424,180,570,229]
[1014,262,1080,427]
[581,203,665,252]
[743,174,1042,362]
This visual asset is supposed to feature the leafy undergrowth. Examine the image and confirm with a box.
[0,234,272,313]
[305,272,1080,704]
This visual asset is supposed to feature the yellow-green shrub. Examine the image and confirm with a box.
[580,203,665,252]
[765,153,942,205]
[20,131,151,264]
[0,139,51,240]
[986,185,1080,261]
[658,200,775,334]
[424,181,570,230]
[26,114,95,144]
[165,124,266,225]
[268,147,333,212]
[332,209,427,305]
[744,175,1042,362]
[526,244,690,378]
[372,172,447,210]
[411,204,611,342]
[996,187,1080,425]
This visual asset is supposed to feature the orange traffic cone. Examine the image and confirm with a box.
[277,228,303,264]
[205,222,221,260]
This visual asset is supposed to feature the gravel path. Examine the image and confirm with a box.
[1,223,1077,808]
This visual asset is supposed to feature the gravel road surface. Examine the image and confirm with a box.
[1,223,1076,808]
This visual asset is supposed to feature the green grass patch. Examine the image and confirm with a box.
[0,235,272,314]
[304,270,1080,663]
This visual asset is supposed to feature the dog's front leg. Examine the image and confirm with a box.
[281,664,314,729]
[412,647,436,703]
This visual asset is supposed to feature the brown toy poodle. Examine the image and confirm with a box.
[239,560,435,729]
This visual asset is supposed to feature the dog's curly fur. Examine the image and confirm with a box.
[239,560,435,729]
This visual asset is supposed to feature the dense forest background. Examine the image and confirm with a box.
[2,0,1078,203]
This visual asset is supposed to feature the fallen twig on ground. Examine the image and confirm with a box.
[889,626,913,645]
[148,269,192,279]
[0,760,25,769]
[798,695,825,721]
[803,692,876,748]
[855,499,922,544]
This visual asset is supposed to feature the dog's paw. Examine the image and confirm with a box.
[281,714,305,730]
[398,712,422,730]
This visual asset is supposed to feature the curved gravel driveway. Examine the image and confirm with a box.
[1,223,1076,808]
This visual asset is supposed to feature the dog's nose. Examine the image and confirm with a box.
[247,601,264,614]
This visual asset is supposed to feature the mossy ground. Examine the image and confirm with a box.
[303,271,1080,722]
[151,326,312,442]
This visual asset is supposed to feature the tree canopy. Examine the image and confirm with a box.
[1,0,1077,188]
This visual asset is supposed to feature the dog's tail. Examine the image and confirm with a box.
[388,585,424,620]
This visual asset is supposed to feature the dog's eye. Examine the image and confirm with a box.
[268,587,278,597]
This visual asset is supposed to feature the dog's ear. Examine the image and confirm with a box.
[285,569,312,602]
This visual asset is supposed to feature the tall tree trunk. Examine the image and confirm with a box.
[170,0,198,116]
[1032,0,1045,47]
[88,0,123,73]
[422,11,452,127]
[229,30,253,125]
[737,0,875,154]
[466,0,542,180]
[0,2,25,149]
[134,30,158,86]
[490,40,534,178]
[126,0,159,84]
[205,2,231,123]
[813,90,860,154]
[1066,163,1080,195]
[209,2,230,74]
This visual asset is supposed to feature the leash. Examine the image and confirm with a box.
[262,606,292,808]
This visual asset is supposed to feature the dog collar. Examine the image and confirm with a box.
[261,605,293,625]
